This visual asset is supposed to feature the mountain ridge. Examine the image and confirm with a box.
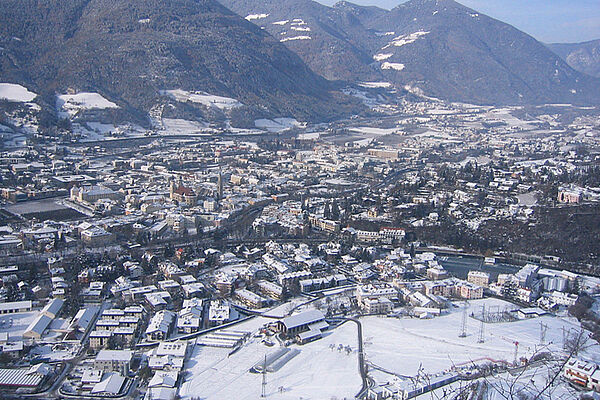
[0,0,364,127]
[548,39,600,78]
[221,0,600,106]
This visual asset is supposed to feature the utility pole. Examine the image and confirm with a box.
[459,301,468,338]
[540,322,548,346]
[261,354,267,398]
[478,319,485,343]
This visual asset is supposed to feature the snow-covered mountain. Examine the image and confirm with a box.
[548,39,600,78]
[221,0,600,106]
[0,0,363,128]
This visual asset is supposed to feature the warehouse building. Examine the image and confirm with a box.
[277,309,328,337]
[0,300,32,314]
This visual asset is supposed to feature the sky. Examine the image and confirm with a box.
[315,0,600,43]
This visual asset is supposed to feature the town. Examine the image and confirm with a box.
[0,94,599,400]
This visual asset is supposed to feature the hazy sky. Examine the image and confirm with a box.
[315,0,600,43]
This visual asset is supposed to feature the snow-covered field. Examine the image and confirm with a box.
[179,316,361,400]
[57,92,119,117]
[0,83,37,102]
[349,126,400,136]
[381,62,405,71]
[374,53,393,61]
[358,82,392,89]
[383,31,430,49]
[362,298,598,378]
[161,118,210,135]
[179,298,598,400]
[160,89,242,110]
[280,36,312,42]
[246,13,269,21]
[297,132,320,140]
[255,118,302,132]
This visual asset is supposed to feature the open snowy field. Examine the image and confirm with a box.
[57,92,119,117]
[179,316,361,400]
[0,83,37,102]
[160,89,242,110]
[362,298,598,378]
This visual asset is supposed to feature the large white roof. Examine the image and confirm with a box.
[96,350,133,362]
[0,301,31,312]
[91,373,125,394]
[281,309,325,330]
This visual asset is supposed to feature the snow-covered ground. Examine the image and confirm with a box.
[381,62,405,71]
[0,83,37,102]
[161,118,210,135]
[179,316,361,400]
[349,127,400,136]
[516,192,538,206]
[297,132,320,140]
[160,89,242,110]
[246,13,269,21]
[57,92,119,117]
[374,53,393,61]
[255,118,302,132]
[179,298,598,400]
[362,298,598,378]
[342,88,381,108]
[358,82,392,89]
[383,31,430,49]
[280,36,311,42]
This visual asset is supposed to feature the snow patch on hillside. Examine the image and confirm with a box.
[381,62,405,71]
[291,26,311,32]
[57,92,118,117]
[86,122,115,135]
[246,13,269,21]
[255,118,303,132]
[383,31,430,49]
[0,83,37,102]
[160,89,243,110]
[359,82,392,88]
[272,20,289,25]
[373,53,393,61]
[162,118,210,135]
[280,36,311,42]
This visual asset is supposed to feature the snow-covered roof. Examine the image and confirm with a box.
[148,371,178,388]
[281,309,325,330]
[0,300,31,312]
[41,298,64,318]
[91,373,125,394]
[96,350,133,363]
[24,314,52,337]
[297,329,322,341]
